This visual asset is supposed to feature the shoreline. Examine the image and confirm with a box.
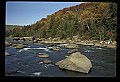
[5,37,116,49]
[42,40,116,49]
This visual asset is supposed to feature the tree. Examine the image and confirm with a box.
[105,2,117,40]
[74,15,79,35]
[59,16,67,39]
[47,15,57,38]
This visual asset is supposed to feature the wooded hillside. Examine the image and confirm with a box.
[6,2,117,41]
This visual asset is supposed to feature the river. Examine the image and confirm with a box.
[5,38,116,77]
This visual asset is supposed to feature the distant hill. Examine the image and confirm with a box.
[6,25,24,31]
[30,2,117,40]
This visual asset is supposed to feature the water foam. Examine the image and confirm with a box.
[32,72,41,76]
[96,47,103,50]
[84,50,94,52]
[18,47,49,52]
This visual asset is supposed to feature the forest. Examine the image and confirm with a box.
[6,2,117,41]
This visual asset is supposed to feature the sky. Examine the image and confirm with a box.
[6,1,85,26]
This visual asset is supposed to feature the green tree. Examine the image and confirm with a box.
[74,15,79,35]
[47,16,57,38]
[105,2,117,40]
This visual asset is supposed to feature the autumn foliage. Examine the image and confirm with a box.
[6,2,117,41]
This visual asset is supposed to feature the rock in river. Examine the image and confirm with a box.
[49,46,60,51]
[43,59,52,64]
[65,44,79,48]
[67,49,78,54]
[5,52,11,56]
[5,42,12,47]
[12,44,27,49]
[55,52,92,73]
[38,53,49,58]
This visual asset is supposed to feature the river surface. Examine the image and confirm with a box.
[5,38,116,77]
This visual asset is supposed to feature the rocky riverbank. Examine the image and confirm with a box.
[40,39,116,49]
[6,37,116,48]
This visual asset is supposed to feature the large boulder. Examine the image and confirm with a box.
[55,52,92,73]
[65,44,79,48]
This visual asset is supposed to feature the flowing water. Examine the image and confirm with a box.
[5,38,116,77]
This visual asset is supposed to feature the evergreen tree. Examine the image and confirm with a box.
[59,16,67,39]
[74,15,79,35]
[48,16,57,38]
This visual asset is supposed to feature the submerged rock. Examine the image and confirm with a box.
[43,59,52,64]
[49,46,60,51]
[55,52,92,73]
[38,53,49,58]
